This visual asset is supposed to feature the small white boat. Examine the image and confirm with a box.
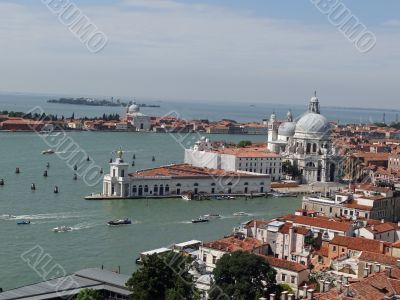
[181,193,193,201]
[233,212,250,217]
[52,226,72,232]
[42,149,55,155]
[203,213,221,219]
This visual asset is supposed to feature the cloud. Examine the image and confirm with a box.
[0,0,399,108]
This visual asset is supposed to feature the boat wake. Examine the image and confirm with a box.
[4,212,95,221]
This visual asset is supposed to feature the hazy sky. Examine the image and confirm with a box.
[0,0,399,108]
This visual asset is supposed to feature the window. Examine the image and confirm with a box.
[132,186,137,193]
[154,185,158,192]
[144,185,149,193]
[332,246,337,251]
[121,170,125,177]
[291,276,296,284]
[203,254,206,262]
[194,183,199,187]
[212,256,217,264]
[113,169,116,177]
[281,274,286,281]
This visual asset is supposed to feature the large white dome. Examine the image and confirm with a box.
[128,103,139,113]
[294,112,330,139]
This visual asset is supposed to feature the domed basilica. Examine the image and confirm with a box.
[267,92,340,184]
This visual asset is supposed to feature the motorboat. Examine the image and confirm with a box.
[42,149,55,155]
[269,191,297,198]
[17,220,30,225]
[107,218,132,226]
[233,212,250,217]
[203,213,221,219]
[52,226,72,232]
[191,217,209,223]
[181,192,193,201]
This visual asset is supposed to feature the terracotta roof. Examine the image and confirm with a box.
[344,202,373,211]
[213,146,280,158]
[243,219,269,229]
[129,163,268,178]
[359,251,399,266]
[281,214,352,232]
[367,223,396,234]
[278,223,311,235]
[203,236,264,253]
[260,255,307,273]
[330,236,387,253]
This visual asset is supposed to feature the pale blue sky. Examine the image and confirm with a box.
[1,0,399,108]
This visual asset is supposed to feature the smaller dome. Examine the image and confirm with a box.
[278,122,296,137]
[128,103,139,113]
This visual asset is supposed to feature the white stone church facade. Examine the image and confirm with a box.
[267,92,341,184]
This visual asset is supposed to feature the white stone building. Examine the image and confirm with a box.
[101,150,271,198]
[185,138,283,181]
[267,92,341,184]
[125,102,151,131]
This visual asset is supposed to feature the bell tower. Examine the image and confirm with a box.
[267,112,278,152]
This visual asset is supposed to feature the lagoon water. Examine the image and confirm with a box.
[0,131,301,290]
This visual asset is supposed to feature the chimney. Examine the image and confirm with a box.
[371,225,375,231]
[386,266,393,278]
[281,291,288,300]
[368,263,373,275]
[380,241,384,253]
[269,294,276,300]
[287,294,294,300]
[337,280,342,293]
[397,259,400,268]
[319,280,324,292]
[323,281,330,292]
[303,284,308,298]
[381,218,384,223]
[307,289,314,300]
[375,263,381,273]
[364,267,369,277]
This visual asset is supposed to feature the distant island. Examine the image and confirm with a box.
[47,97,160,108]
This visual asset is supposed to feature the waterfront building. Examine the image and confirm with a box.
[267,92,341,184]
[0,268,131,300]
[101,150,270,198]
[125,102,151,131]
[185,138,283,181]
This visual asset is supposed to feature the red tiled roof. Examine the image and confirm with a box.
[130,163,267,178]
[260,255,307,272]
[330,236,387,253]
[359,251,399,266]
[281,214,352,232]
[203,236,264,253]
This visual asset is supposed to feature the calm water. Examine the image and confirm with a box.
[0,92,399,124]
[0,132,300,290]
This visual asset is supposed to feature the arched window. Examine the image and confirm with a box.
[312,143,317,153]
[144,185,148,193]
[165,184,170,192]
[244,182,249,185]
[211,183,216,186]
[176,183,181,187]
[306,143,311,154]
[132,185,137,193]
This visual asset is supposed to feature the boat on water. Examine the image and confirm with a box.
[203,213,221,219]
[107,218,132,226]
[269,191,297,198]
[191,216,209,223]
[214,195,236,200]
[52,226,72,232]
[233,212,250,216]
[42,149,55,155]
[181,194,192,201]
[17,220,30,225]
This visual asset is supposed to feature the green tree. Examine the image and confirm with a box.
[282,160,300,179]
[210,251,278,300]
[126,253,198,300]
[75,288,101,300]
[238,140,252,148]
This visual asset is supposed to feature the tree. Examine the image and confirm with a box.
[238,140,252,148]
[75,288,101,300]
[282,160,300,179]
[126,253,198,300]
[210,251,278,300]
